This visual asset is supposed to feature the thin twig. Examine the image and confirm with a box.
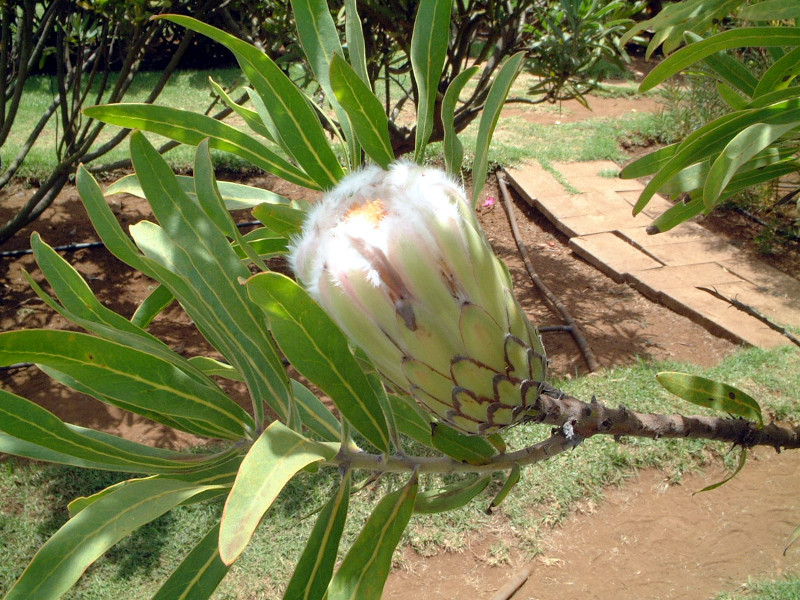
[496,172,600,372]
[698,286,800,348]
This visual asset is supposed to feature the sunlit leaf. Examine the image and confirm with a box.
[411,0,452,162]
[694,446,747,494]
[442,66,478,175]
[4,478,218,600]
[247,272,391,452]
[283,471,351,600]
[326,476,418,600]
[656,371,763,426]
[219,421,336,565]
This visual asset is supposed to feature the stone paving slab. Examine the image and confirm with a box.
[504,161,800,349]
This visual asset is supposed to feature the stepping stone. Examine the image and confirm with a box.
[504,164,568,199]
[706,280,800,330]
[637,238,741,267]
[618,224,709,249]
[569,233,663,282]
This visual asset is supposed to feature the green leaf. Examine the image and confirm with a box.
[703,121,799,208]
[414,475,492,514]
[152,523,229,600]
[716,81,749,110]
[251,202,307,237]
[431,423,496,464]
[694,446,747,494]
[247,272,391,453]
[329,53,394,169]
[127,133,291,425]
[4,478,217,600]
[472,52,525,208]
[106,173,293,211]
[284,471,351,600]
[344,0,369,86]
[291,0,360,169]
[411,0,452,162]
[739,0,800,20]
[784,524,800,556]
[647,194,708,234]
[326,476,418,600]
[754,47,800,98]
[442,66,478,175]
[640,27,800,92]
[188,356,245,382]
[389,394,435,447]
[160,14,343,189]
[208,77,277,142]
[0,387,223,472]
[619,143,678,179]
[0,329,252,439]
[291,379,343,442]
[683,31,757,98]
[219,421,336,565]
[83,103,317,189]
[131,283,174,328]
[488,463,521,513]
[656,371,763,427]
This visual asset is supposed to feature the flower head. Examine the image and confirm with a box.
[290,162,547,435]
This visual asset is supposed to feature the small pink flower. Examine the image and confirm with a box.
[482,196,496,208]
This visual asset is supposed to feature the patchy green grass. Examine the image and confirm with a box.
[716,576,800,600]
[2,346,797,599]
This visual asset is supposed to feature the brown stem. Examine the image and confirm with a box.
[496,172,601,372]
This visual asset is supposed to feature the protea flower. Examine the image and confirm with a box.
[289,162,547,435]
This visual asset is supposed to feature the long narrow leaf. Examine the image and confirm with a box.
[411,0,452,161]
[326,476,418,600]
[4,478,218,600]
[0,329,252,439]
[330,53,394,169]
[291,0,360,168]
[128,132,291,425]
[83,103,317,189]
[219,421,336,565]
[208,77,277,142]
[703,121,798,208]
[754,46,800,98]
[472,52,525,207]
[161,15,343,189]
[344,0,369,85]
[640,27,800,92]
[442,66,478,175]
[284,471,351,600]
[152,523,230,600]
[247,272,391,453]
[656,372,763,426]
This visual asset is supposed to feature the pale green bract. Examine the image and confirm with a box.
[289,162,547,435]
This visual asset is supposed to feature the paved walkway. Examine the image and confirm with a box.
[504,161,800,348]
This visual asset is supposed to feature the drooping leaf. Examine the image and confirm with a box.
[283,470,351,600]
[160,14,344,189]
[246,272,391,453]
[152,523,230,600]
[656,371,763,427]
[131,283,174,328]
[640,27,800,93]
[442,66,478,175]
[683,31,757,99]
[411,0,452,162]
[329,53,394,169]
[414,474,492,514]
[326,476,418,600]
[219,421,336,565]
[4,478,218,600]
[472,52,525,208]
[694,446,747,494]
[83,103,318,189]
[703,121,799,208]
[487,463,521,513]
[739,0,800,20]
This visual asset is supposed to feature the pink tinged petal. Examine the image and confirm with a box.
[459,303,506,372]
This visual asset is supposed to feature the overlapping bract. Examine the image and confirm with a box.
[290,162,547,435]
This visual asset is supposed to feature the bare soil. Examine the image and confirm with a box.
[1,92,799,599]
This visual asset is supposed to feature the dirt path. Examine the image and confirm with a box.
[385,448,800,600]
